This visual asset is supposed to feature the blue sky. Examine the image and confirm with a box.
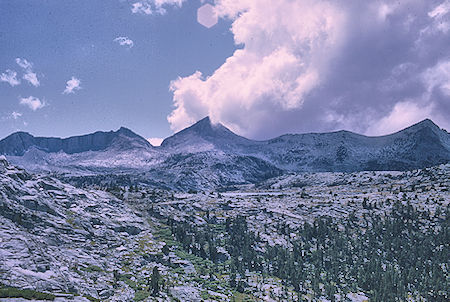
[0,0,235,142]
[1,0,449,143]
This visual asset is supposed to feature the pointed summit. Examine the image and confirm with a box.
[393,118,444,137]
[115,126,150,142]
[117,126,134,134]
[186,116,233,137]
[410,118,439,129]
[188,116,215,133]
[0,132,36,156]
[196,116,212,124]
[111,127,152,149]
[161,116,250,149]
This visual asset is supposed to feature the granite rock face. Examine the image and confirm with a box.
[0,157,147,298]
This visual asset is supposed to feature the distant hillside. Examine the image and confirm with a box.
[0,118,449,190]
[161,117,450,172]
[0,127,151,156]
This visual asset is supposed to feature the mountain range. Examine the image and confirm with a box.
[1,117,449,190]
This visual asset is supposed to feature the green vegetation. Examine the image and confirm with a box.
[151,266,160,295]
[81,264,103,273]
[165,201,449,301]
[0,287,55,300]
[232,291,255,302]
[134,290,151,301]
[119,274,138,290]
[200,290,211,300]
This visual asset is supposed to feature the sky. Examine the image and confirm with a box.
[1,0,449,144]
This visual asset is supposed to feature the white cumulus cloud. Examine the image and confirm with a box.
[15,58,40,87]
[168,0,346,136]
[114,36,134,48]
[22,72,40,87]
[131,0,186,15]
[63,77,82,94]
[367,101,434,136]
[147,137,164,146]
[368,59,450,135]
[19,96,45,111]
[0,70,20,86]
[167,0,450,138]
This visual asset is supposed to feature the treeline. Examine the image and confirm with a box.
[166,202,449,301]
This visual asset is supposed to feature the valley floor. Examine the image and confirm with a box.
[0,161,449,301]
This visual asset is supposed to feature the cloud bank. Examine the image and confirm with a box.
[168,0,450,138]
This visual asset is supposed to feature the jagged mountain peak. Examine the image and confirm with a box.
[0,117,449,184]
[161,116,250,149]
[387,119,449,148]
[178,116,233,137]
[114,126,152,145]
[400,118,440,133]
[116,126,138,136]
[415,118,437,127]
[194,116,212,125]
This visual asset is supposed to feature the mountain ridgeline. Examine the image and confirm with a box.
[0,127,151,156]
[1,118,449,190]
